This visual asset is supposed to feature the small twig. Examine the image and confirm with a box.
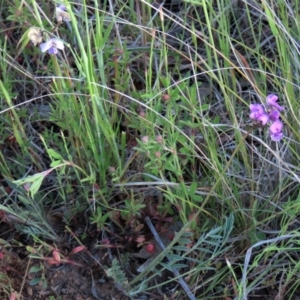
[145,217,196,300]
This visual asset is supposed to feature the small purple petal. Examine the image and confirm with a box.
[257,113,269,125]
[270,131,284,141]
[269,120,284,141]
[39,38,64,55]
[250,104,265,115]
[269,120,283,133]
[249,104,269,124]
[266,94,284,111]
[266,94,278,103]
[249,104,266,119]
[48,47,58,55]
[57,5,67,11]
[39,40,52,52]
[269,109,280,122]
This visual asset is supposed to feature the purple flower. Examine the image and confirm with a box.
[266,94,284,111]
[57,4,67,11]
[40,38,64,55]
[268,109,280,122]
[269,120,284,141]
[249,94,284,141]
[249,104,269,125]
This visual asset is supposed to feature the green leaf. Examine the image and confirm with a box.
[0,186,8,197]
[29,265,43,274]
[211,116,220,124]
[179,147,191,155]
[160,77,170,88]
[160,262,188,271]
[29,176,44,197]
[48,149,63,160]
[183,0,203,5]
[26,246,35,253]
[50,160,62,167]
[178,238,192,245]
[199,104,210,111]
[42,277,48,289]
[249,229,267,244]
[179,120,200,129]
[30,278,42,285]
[191,194,203,202]
[189,182,197,195]
[164,161,176,172]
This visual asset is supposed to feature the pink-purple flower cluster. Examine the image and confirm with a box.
[249,94,284,142]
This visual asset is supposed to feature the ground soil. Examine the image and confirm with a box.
[0,244,130,300]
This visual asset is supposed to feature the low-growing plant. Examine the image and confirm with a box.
[2,0,300,298]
